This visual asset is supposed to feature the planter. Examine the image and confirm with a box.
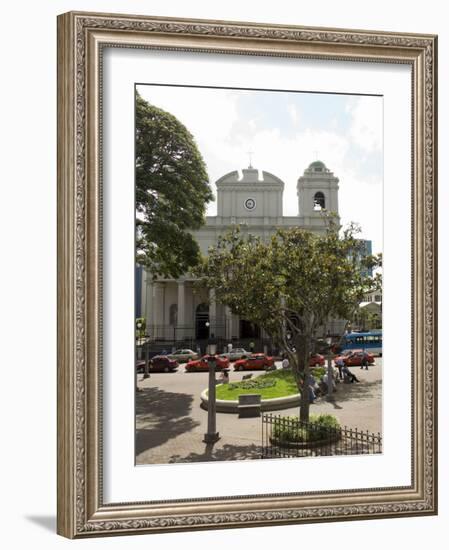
[269,432,341,450]
[200,387,301,413]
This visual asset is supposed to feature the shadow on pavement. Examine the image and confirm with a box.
[136,387,200,456]
[168,442,262,463]
[326,379,382,403]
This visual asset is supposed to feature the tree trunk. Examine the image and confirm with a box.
[290,332,311,422]
[299,334,311,422]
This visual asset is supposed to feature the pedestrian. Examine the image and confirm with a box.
[335,356,345,380]
[321,372,336,393]
[220,369,230,384]
[307,372,318,402]
[361,355,369,370]
[342,364,360,383]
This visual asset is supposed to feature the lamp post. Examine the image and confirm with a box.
[203,356,220,444]
[326,336,333,401]
[136,320,150,380]
[205,321,210,354]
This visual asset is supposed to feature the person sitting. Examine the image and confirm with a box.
[320,372,336,393]
[342,364,360,383]
[307,372,319,402]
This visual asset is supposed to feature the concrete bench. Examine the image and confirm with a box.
[238,394,261,418]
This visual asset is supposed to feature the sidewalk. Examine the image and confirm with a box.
[136,363,382,465]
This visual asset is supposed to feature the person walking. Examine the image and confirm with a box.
[360,355,369,370]
[219,369,230,384]
[335,356,345,380]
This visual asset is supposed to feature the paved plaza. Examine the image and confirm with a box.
[136,360,382,465]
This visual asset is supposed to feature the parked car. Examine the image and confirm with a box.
[334,349,375,367]
[220,348,251,361]
[185,354,230,372]
[309,353,325,367]
[167,349,199,363]
[233,353,275,371]
[136,356,179,373]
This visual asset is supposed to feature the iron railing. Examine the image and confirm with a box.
[262,413,382,458]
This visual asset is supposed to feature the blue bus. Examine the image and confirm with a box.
[337,331,382,356]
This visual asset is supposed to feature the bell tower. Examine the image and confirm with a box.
[297,160,340,225]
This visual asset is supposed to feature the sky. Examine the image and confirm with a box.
[137,84,383,255]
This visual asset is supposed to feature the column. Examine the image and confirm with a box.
[209,288,217,337]
[140,269,147,319]
[177,281,185,341]
[144,270,153,329]
[225,306,232,342]
[152,282,165,339]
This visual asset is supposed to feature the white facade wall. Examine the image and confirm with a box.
[142,161,341,340]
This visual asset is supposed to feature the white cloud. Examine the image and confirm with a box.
[287,102,300,125]
[347,96,383,153]
[137,85,382,254]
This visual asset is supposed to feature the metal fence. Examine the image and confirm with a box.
[261,413,382,458]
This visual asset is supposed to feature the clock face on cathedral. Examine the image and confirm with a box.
[244,197,256,211]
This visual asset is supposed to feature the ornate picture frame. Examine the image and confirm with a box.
[57,11,437,538]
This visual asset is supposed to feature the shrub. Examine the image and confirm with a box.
[272,414,340,443]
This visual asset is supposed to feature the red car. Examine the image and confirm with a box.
[334,349,375,367]
[185,354,230,372]
[233,354,275,371]
[309,353,325,367]
[136,356,178,373]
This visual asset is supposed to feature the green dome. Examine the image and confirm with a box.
[309,160,326,169]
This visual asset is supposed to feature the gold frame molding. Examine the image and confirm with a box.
[57,11,438,538]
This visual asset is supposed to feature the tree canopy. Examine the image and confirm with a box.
[136,92,214,278]
[195,220,381,421]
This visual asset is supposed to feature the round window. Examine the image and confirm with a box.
[244,198,256,211]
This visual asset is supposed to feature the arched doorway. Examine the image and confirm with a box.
[240,319,260,339]
[195,303,210,340]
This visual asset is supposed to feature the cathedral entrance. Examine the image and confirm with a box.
[239,319,260,339]
[195,303,210,340]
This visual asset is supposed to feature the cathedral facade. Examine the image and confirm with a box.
[140,160,341,343]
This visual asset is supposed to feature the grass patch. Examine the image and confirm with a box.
[215,369,299,401]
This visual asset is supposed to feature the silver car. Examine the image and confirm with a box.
[221,348,251,362]
[167,349,199,363]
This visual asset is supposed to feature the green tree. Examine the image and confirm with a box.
[135,317,146,339]
[136,92,214,278]
[196,221,381,421]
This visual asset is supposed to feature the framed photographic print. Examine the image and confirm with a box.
[57,11,437,538]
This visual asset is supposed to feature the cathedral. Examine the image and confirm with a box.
[139,160,342,344]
